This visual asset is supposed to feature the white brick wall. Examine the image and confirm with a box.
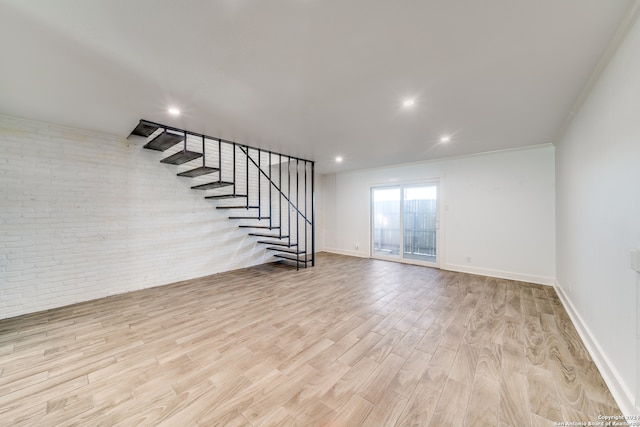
[0,115,276,319]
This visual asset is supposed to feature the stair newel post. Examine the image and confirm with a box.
[258,149,261,219]
[311,161,315,267]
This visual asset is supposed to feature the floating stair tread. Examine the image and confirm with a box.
[240,225,280,229]
[205,194,247,200]
[229,216,270,220]
[192,181,234,190]
[144,131,184,151]
[250,233,289,238]
[131,122,160,137]
[257,240,297,247]
[177,166,219,177]
[274,253,311,262]
[161,150,202,165]
[216,206,259,210]
[266,247,305,254]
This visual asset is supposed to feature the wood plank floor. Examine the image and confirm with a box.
[0,253,623,426]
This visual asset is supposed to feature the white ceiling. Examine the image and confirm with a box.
[0,1,634,173]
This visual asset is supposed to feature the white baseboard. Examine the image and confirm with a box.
[321,253,553,286]
[321,248,370,258]
[553,280,638,416]
[443,263,554,286]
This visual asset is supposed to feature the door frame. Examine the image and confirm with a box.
[369,179,442,268]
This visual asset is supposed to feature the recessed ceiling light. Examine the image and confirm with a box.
[335,156,343,163]
[168,107,181,116]
[402,98,416,108]
[440,135,451,143]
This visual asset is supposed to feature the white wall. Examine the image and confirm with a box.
[555,15,640,415]
[0,115,273,319]
[320,145,556,285]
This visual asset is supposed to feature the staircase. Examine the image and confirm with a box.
[129,119,315,269]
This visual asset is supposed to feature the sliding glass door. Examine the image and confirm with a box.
[372,182,439,266]
[372,187,401,257]
[403,186,438,263]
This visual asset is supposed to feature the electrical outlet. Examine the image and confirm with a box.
[355,243,359,250]
[466,256,471,263]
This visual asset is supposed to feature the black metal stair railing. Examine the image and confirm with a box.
[239,146,314,268]
[129,119,315,269]
[243,148,315,267]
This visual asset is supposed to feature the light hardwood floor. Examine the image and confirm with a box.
[0,253,623,426]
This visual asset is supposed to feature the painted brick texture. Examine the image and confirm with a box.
[0,115,274,319]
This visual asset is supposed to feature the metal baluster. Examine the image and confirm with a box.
[304,160,307,267]
[201,135,206,167]
[246,146,249,208]
[311,161,315,267]
[269,153,272,230]
[218,138,222,183]
[279,154,282,239]
[296,159,300,270]
[287,157,291,247]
